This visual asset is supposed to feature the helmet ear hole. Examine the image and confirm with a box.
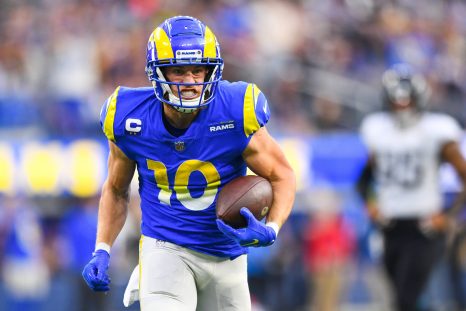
[204,66,214,81]
[204,90,211,100]
[160,67,167,79]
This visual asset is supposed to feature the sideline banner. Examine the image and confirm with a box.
[0,137,313,197]
[0,140,107,197]
[0,134,375,197]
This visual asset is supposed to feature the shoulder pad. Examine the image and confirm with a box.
[243,83,270,137]
[99,86,154,142]
[100,86,121,142]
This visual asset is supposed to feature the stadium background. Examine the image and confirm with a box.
[1,0,466,310]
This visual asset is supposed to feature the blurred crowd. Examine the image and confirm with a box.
[1,0,466,137]
[1,0,466,310]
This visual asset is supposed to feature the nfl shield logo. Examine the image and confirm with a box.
[174,141,185,152]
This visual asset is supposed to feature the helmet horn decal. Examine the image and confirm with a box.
[152,27,174,60]
[203,26,217,58]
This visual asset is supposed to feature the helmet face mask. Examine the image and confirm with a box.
[145,16,224,113]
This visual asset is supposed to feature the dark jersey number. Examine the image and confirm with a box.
[376,151,423,188]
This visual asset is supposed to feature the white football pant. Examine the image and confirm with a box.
[133,235,251,311]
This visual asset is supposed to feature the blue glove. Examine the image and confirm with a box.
[216,207,277,247]
[82,249,111,291]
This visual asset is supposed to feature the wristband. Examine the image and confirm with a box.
[95,242,111,255]
[266,222,280,237]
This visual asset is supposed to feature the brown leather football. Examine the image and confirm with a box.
[216,175,273,228]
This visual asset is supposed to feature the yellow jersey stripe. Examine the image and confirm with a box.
[204,26,217,58]
[103,86,120,142]
[151,27,174,60]
[243,84,261,137]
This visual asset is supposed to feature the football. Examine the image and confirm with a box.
[216,175,273,228]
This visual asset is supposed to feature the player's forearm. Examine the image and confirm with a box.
[266,168,296,229]
[442,142,466,218]
[446,187,466,218]
[96,182,130,248]
[356,160,374,203]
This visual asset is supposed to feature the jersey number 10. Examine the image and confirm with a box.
[147,159,221,211]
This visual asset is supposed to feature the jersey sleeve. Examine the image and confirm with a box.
[359,114,379,151]
[432,114,462,145]
[99,86,121,142]
[242,83,270,138]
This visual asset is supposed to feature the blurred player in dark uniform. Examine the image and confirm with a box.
[357,64,466,311]
[81,16,296,310]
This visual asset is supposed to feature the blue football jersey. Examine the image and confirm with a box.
[100,80,270,258]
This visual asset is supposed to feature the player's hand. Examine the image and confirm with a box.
[367,201,381,222]
[420,213,451,234]
[82,250,111,291]
[366,201,390,227]
[216,207,277,247]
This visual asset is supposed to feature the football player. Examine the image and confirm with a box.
[81,16,296,310]
[357,63,466,311]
